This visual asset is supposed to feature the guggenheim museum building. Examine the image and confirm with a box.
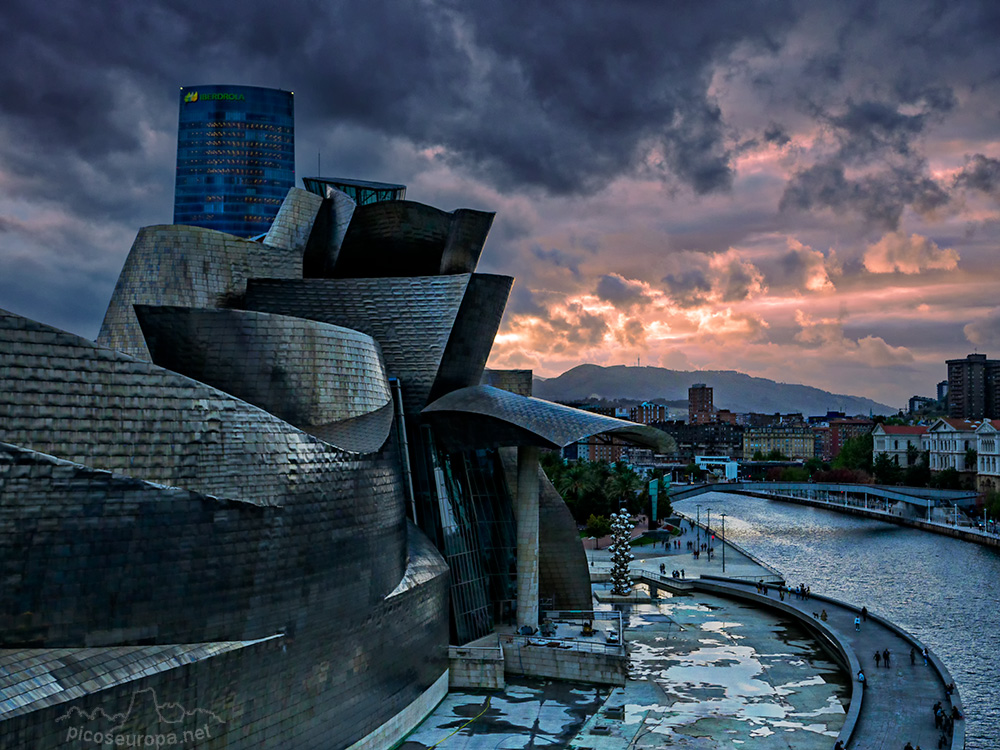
[0,174,668,748]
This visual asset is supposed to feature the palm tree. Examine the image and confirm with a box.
[606,462,642,515]
[556,462,598,519]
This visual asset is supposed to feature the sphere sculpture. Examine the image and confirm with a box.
[609,509,634,596]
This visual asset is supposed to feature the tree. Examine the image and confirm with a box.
[606,462,643,514]
[833,433,874,473]
[965,447,978,472]
[873,453,902,485]
[608,510,634,596]
[585,514,612,547]
[556,462,599,521]
[805,456,826,476]
[930,467,961,489]
[905,443,921,468]
[781,466,810,482]
[985,491,1000,519]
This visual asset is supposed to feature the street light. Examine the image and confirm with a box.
[721,513,727,573]
[696,504,702,550]
[707,508,712,558]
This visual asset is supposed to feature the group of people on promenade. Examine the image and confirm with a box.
[658,563,685,579]
[933,700,962,747]
[753,580,810,603]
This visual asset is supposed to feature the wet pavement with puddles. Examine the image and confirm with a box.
[399,591,847,749]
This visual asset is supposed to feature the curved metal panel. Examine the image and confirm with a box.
[245,275,472,415]
[332,201,495,278]
[422,384,676,452]
[263,187,324,253]
[135,306,393,451]
[431,274,513,400]
[96,224,301,360]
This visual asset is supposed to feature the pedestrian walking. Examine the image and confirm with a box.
[922,647,929,665]
[910,647,916,665]
[873,651,881,668]
[681,568,685,578]
[882,648,890,668]
[857,669,865,686]
[861,606,868,622]
[854,616,861,631]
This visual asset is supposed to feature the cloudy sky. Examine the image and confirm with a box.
[3,1,1000,408]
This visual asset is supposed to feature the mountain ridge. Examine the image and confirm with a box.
[532,364,894,416]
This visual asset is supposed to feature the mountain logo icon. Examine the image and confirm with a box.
[56,687,225,735]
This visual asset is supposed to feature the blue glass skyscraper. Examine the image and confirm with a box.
[174,85,294,237]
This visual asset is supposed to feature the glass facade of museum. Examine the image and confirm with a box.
[174,85,294,237]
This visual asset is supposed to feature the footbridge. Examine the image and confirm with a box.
[669,481,979,515]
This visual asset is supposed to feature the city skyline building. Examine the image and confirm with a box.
[947,353,1000,421]
[173,84,294,237]
[688,383,714,425]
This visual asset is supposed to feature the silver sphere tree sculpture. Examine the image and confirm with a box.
[609,509,634,596]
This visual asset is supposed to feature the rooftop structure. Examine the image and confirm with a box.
[302,175,406,205]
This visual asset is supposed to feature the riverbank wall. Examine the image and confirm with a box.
[735,490,1000,550]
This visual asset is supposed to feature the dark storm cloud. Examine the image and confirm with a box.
[373,1,804,196]
[661,252,763,308]
[531,246,582,278]
[549,303,608,347]
[661,269,712,306]
[504,284,546,318]
[763,124,791,147]
[0,0,804,210]
[954,154,1000,196]
[779,161,950,230]
[595,274,650,310]
[828,100,929,161]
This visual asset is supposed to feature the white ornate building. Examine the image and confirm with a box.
[872,424,927,466]
[976,420,1000,492]
[923,417,981,473]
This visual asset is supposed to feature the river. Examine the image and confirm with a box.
[673,492,1000,750]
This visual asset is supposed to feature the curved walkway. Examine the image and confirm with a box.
[615,540,966,750]
[697,576,962,750]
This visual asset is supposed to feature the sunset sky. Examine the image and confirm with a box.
[3,1,1000,408]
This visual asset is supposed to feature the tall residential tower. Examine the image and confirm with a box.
[173,85,294,237]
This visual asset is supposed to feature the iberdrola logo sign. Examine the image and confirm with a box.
[183,91,246,103]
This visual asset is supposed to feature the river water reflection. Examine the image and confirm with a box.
[674,492,1000,750]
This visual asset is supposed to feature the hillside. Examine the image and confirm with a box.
[532,364,894,416]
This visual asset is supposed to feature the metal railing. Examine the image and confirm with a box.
[449,643,502,660]
[500,632,625,655]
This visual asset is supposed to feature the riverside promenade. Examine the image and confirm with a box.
[587,524,965,750]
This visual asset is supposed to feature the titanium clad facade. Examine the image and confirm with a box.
[0,179,661,746]
[174,85,294,237]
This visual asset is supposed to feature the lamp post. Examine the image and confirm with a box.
[696,504,702,551]
[707,507,712,557]
[721,513,727,573]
